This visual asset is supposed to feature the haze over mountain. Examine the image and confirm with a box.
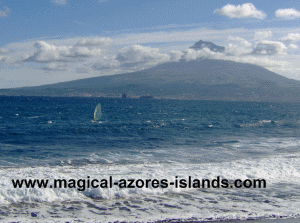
[1,41,300,102]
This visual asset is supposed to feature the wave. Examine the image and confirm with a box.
[1,136,300,168]
[238,119,278,128]
[0,154,300,222]
[1,154,299,203]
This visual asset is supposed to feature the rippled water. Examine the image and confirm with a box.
[0,96,299,222]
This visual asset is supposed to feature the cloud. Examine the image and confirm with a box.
[19,38,114,72]
[0,56,11,63]
[13,32,296,78]
[0,6,10,17]
[3,26,300,84]
[275,8,300,19]
[0,48,10,54]
[214,3,266,19]
[176,37,291,75]
[75,38,112,47]
[169,50,185,62]
[77,40,289,75]
[0,47,14,63]
[51,0,67,5]
[228,55,289,72]
[289,44,298,50]
[116,45,171,68]
[24,38,112,63]
[280,33,300,42]
[179,47,289,78]
[76,56,121,73]
[98,0,108,2]
[254,31,272,40]
[43,62,69,71]
[25,41,68,62]
[91,59,120,71]
[80,47,189,73]
[227,36,252,47]
[252,40,287,55]
[183,48,224,61]
[225,36,253,55]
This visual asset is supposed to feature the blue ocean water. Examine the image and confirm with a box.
[0,96,299,222]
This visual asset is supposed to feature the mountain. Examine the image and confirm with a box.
[1,41,300,102]
[189,40,225,52]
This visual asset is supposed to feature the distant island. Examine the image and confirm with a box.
[1,40,300,102]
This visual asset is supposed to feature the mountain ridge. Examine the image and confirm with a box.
[1,41,300,102]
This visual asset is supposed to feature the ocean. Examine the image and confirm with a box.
[0,96,299,222]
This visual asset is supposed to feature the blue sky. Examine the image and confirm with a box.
[1,0,300,88]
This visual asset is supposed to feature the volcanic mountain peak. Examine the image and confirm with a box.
[189,40,225,52]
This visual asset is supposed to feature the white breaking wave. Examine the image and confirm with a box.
[0,154,300,222]
[0,154,299,202]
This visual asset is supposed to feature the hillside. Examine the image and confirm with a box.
[1,41,300,102]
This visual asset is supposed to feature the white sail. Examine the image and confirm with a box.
[94,103,102,121]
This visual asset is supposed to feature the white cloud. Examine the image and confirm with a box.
[275,8,300,19]
[91,59,120,71]
[227,36,252,47]
[0,56,11,63]
[228,55,289,73]
[116,45,171,68]
[214,3,266,19]
[254,31,273,40]
[114,28,249,46]
[183,48,224,61]
[24,38,112,63]
[252,40,287,55]
[25,41,68,62]
[180,47,289,78]
[75,40,291,75]
[75,38,112,47]
[169,50,184,62]
[98,0,108,2]
[0,6,10,17]
[43,62,69,71]
[289,44,298,50]
[225,36,252,55]
[52,0,67,5]
[0,48,10,54]
[280,33,300,42]
[3,26,300,87]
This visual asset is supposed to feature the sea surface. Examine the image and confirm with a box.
[0,96,299,222]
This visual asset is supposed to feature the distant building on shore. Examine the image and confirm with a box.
[122,94,127,98]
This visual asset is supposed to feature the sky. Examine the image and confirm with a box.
[1,0,300,88]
